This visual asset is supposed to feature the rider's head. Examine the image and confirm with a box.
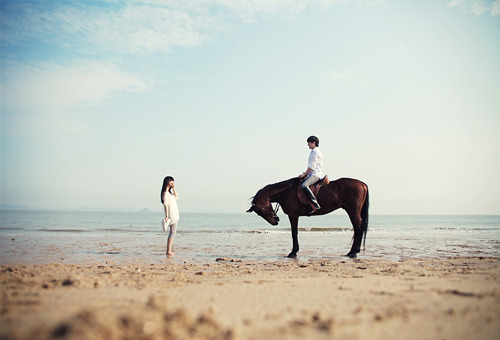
[307,136,319,147]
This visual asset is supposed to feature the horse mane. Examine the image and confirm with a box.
[251,177,299,204]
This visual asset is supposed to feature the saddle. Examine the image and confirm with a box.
[298,175,330,207]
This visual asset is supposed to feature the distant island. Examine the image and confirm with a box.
[140,208,152,212]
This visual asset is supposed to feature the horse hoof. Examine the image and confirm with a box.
[287,253,297,258]
[346,252,357,258]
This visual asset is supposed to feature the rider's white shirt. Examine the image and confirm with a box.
[308,148,324,179]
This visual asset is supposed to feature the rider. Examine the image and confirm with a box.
[299,136,324,216]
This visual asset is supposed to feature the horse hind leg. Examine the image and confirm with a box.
[346,209,363,258]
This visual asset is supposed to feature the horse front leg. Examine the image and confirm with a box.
[288,214,299,258]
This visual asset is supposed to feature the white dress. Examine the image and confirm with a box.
[163,191,179,224]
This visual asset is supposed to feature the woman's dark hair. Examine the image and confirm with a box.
[160,176,175,204]
[307,136,319,147]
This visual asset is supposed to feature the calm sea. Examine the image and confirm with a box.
[1,210,499,265]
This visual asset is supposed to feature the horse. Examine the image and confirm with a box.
[247,177,369,258]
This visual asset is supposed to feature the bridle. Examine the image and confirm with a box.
[251,193,285,217]
[250,186,289,218]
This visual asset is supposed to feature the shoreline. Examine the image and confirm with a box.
[1,256,499,339]
[2,212,499,267]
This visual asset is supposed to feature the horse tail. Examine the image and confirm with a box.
[360,185,369,250]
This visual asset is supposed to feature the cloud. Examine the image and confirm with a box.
[90,3,219,53]
[1,60,147,135]
[314,68,370,88]
[1,1,384,54]
[492,0,500,15]
[447,0,467,7]
[0,0,380,135]
[0,1,218,54]
[209,0,335,21]
[203,0,385,22]
[326,69,359,81]
[471,0,490,15]
[446,0,500,16]
[2,60,147,112]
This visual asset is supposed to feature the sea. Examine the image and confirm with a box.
[1,210,499,265]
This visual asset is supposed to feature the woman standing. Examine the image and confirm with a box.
[160,176,179,256]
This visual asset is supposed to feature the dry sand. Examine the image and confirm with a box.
[1,257,499,340]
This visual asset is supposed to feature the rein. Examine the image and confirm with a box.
[273,191,287,216]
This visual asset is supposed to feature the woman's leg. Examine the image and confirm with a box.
[166,222,177,256]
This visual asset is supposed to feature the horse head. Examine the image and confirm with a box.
[247,203,280,226]
[247,194,280,226]
[246,179,298,226]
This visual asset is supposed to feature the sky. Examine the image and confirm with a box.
[1,0,499,215]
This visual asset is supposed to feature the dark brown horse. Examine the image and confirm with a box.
[247,177,369,258]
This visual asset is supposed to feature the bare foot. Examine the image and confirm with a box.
[166,251,175,256]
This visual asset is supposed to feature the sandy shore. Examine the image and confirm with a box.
[1,257,499,340]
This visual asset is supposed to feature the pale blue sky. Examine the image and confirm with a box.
[1,0,499,214]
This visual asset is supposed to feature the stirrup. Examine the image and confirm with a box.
[307,206,319,216]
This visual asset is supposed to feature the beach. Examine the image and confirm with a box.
[1,256,499,340]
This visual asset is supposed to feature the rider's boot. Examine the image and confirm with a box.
[304,187,321,216]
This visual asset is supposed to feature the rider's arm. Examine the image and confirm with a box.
[300,168,314,177]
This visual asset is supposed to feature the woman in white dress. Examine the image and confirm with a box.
[160,176,179,256]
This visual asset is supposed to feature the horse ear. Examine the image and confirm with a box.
[246,206,254,213]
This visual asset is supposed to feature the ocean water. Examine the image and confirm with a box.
[0,210,499,265]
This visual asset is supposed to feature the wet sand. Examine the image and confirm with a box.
[1,257,499,339]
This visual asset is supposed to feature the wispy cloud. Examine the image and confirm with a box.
[492,0,500,14]
[1,0,380,136]
[314,68,371,88]
[1,1,218,54]
[209,0,337,22]
[1,60,147,136]
[326,69,360,81]
[2,60,147,112]
[447,0,467,8]
[1,0,385,54]
[447,0,500,16]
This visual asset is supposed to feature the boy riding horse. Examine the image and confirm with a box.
[298,136,324,216]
